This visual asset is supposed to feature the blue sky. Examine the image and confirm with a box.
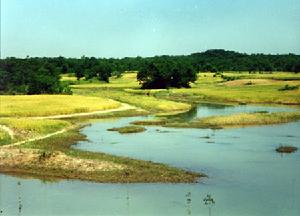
[1,0,300,58]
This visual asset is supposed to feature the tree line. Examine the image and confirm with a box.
[1,49,299,94]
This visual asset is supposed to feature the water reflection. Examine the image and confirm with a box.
[0,178,3,215]
[126,189,130,214]
[1,103,299,215]
[203,194,215,216]
[166,103,296,122]
[169,106,198,121]
[185,192,192,215]
[17,182,23,216]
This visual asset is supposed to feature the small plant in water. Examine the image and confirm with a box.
[185,192,192,215]
[276,145,298,154]
[17,181,23,214]
[203,194,215,216]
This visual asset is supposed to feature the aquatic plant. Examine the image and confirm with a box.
[107,126,146,134]
[276,145,298,153]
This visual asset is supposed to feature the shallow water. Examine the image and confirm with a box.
[173,103,296,121]
[1,104,299,216]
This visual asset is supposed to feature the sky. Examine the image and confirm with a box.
[1,0,300,58]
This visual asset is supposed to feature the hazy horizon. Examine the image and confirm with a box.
[1,49,300,59]
[1,0,300,58]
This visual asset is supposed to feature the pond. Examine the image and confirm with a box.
[1,104,299,216]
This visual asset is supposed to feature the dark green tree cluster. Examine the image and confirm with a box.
[1,50,299,93]
[0,57,71,94]
[137,57,197,89]
[73,57,113,82]
[189,50,300,72]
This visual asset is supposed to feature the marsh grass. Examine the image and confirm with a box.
[131,119,167,126]
[166,112,300,129]
[199,112,300,126]
[107,126,146,134]
[0,95,120,117]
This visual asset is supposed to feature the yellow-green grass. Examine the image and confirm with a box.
[200,112,300,127]
[70,71,300,111]
[124,88,168,95]
[166,84,300,105]
[73,88,191,114]
[167,112,300,129]
[0,95,121,117]
[75,71,300,105]
[107,125,146,134]
[218,71,300,81]
[0,129,12,146]
[149,72,300,105]
[72,73,139,89]
[60,73,79,81]
[0,118,71,142]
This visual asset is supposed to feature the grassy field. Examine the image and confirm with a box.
[156,72,300,105]
[63,73,139,89]
[71,71,300,106]
[0,95,121,117]
[0,118,71,143]
[219,72,300,81]
[71,73,191,114]
[73,88,191,114]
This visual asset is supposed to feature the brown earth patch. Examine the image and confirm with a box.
[0,147,124,172]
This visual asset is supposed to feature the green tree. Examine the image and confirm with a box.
[137,58,197,89]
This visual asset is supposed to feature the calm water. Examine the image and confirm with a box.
[1,104,299,216]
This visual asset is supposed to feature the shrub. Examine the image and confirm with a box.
[278,84,299,91]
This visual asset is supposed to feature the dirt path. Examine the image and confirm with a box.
[1,126,76,149]
[31,102,138,119]
[0,125,14,139]
[1,102,143,148]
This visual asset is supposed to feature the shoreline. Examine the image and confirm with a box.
[0,127,203,183]
[1,98,299,183]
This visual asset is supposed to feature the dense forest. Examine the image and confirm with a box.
[1,49,300,93]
